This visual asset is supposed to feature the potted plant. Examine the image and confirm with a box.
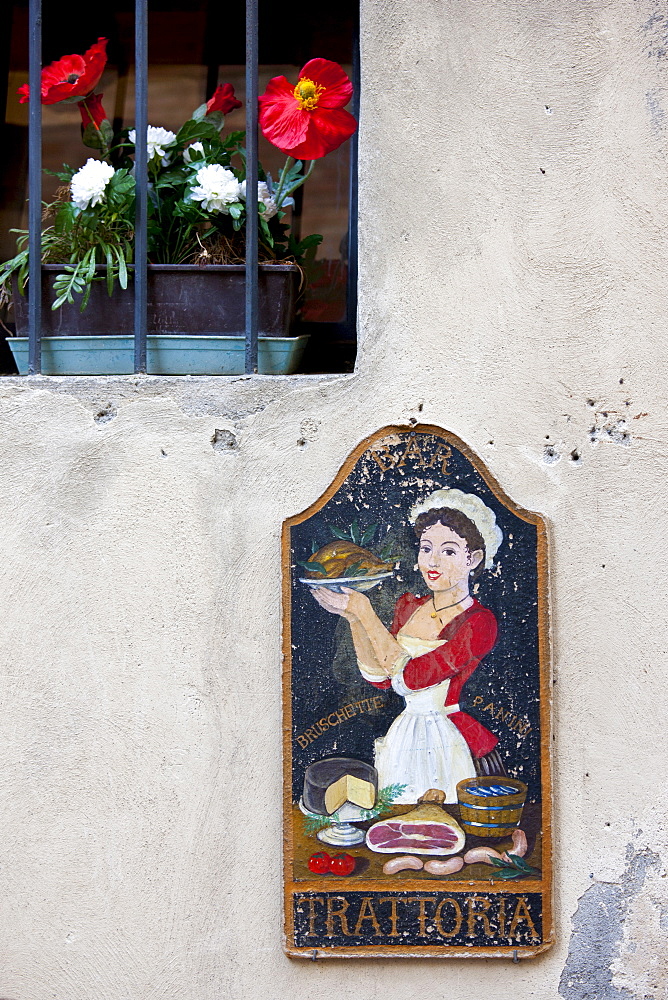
[1,39,357,375]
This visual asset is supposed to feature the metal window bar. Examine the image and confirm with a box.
[27,0,42,374]
[345,11,360,337]
[131,0,259,374]
[245,0,259,374]
[134,0,148,373]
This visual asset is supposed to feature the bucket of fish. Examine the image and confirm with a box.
[456,776,527,838]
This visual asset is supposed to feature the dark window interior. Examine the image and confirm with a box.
[0,0,358,373]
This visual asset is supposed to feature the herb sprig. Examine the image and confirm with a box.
[302,811,340,836]
[301,784,406,837]
[489,853,541,880]
[358,783,407,820]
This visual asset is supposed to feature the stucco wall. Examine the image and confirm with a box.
[1,0,667,996]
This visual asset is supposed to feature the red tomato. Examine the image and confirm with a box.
[329,853,355,876]
[307,851,331,874]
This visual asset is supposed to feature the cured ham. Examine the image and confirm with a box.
[366,788,466,856]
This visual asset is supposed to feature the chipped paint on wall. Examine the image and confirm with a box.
[560,847,667,1000]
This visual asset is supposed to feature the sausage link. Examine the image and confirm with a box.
[424,857,464,875]
[383,856,424,874]
[463,846,504,865]
[502,828,528,862]
[510,828,528,858]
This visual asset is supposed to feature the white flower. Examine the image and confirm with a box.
[129,125,177,162]
[70,158,115,210]
[183,141,204,164]
[189,164,242,213]
[240,179,277,220]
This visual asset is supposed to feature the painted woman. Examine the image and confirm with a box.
[312,488,504,803]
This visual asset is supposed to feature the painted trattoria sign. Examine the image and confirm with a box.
[282,425,552,958]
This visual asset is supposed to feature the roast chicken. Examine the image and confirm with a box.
[304,540,393,580]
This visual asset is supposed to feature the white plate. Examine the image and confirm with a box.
[299,572,393,593]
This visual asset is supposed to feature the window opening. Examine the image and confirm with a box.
[0,0,359,375]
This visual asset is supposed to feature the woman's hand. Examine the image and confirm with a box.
[311,586,371,623]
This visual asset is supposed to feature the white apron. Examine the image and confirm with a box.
[373,632,476,804]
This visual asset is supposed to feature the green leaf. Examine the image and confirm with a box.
[508,854,540,875]
[45,165,75,183]
[297,560,328,577]
[228,203,243,220]
[175,120,220,147]
[82,124,105,150]
[81,120,113,151]
[85,247,97,283]
[329,526,350,541]
[344,561,364,577]
[222,129,246,149]
[379,542,400,563]
[155,169,187,188]
[0,250,28,291]
[487,853,540,880]
[490,868,522,880]
[191,102,208,122]
[17,255,30,295]
[80,282,92,312]
[259,216,273,247]
[351,519,361,545]
[296,233,323,251]
[279,159,304,189]
[106,169,135,209]
[358,783,407,820]
[361,523,378,546]
[285,231,323,267]
[116,248,128,290]
[102,243,114,295]
[51,263,90,310]
[99,119,114,148]
[203,110,224,131]
[53,202,77,235]
[488,855,515,869]
[302,811,340,836]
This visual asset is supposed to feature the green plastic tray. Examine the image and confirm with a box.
[8,334,309,376]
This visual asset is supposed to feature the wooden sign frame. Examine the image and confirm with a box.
[282,425,552,958]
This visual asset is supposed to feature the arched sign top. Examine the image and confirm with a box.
[282,425,552,959]
[285,424,547,529]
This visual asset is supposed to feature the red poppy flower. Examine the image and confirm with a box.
[206,83,242,116]
[78,92,108,130]
[258,58,357,160]
[18,37,108,105]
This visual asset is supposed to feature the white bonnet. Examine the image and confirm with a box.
[409,488,503,569]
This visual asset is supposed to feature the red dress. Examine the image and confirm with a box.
[368,593,499,758]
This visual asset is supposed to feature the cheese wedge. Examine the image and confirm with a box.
[324,773,376,814]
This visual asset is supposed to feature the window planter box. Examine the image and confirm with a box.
[8,262,307,374]
[7,334,310,376]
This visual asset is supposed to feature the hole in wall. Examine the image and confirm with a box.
[94,403,117,424]
[212,429,238,452]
